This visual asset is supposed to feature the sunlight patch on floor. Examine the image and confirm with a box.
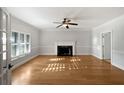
[49,58,65,61]
[41,61,81,72]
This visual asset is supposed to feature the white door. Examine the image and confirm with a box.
[102,32,111,60]
[0,8,12,85]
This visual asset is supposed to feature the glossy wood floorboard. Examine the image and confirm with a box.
[12,55,124,85]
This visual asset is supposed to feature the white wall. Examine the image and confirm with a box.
[92,15,124,70]
[40,28,92,55]
[11,16,40,68]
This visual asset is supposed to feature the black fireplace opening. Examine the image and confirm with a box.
[57,46,73,56]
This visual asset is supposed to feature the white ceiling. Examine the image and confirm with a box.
[6,7,124,30]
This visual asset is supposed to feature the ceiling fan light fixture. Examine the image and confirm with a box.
[54,18,78,29]
[63,24,67,27]
[66,25,69,29]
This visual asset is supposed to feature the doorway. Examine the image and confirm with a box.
[102,32,112,63]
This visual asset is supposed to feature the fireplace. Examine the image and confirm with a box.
[57,46,72,56]
[55,41,76,56]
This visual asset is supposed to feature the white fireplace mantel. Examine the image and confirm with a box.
[55,41,76,55]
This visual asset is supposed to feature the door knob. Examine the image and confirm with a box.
[8,64,13,69]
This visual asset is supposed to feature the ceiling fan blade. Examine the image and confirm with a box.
[53,22,62,24]
[68,23,78,25]
[56,24,63,28]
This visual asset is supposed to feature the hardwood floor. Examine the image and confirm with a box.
[12,55,124,85]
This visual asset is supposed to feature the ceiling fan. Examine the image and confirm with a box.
[53,18,78,29]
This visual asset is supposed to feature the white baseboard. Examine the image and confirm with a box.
[76,53,90,55]
[112,63,124,71]
[91,54,102,59]
[40,53,56,55]
[11,54,39,70]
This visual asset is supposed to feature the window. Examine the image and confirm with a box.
[2,32,7,61]
[11,31,31,59]
[2,32,7,52]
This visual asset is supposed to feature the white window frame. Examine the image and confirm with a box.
[11,30,31,60]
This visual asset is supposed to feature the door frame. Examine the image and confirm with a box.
[101,30,113,63]
[0,8,11,85]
